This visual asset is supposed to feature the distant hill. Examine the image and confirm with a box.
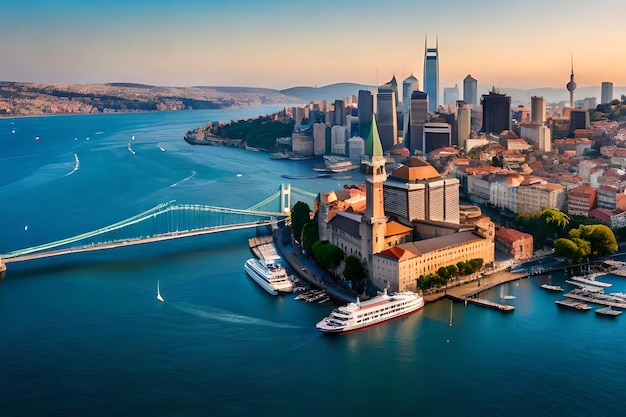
[106,82,155,89]
[281,83,374,102]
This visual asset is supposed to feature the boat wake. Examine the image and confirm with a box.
[64,153,80,177]
[169,170,196,188]
[127,141,136,155]
[173,302,301,329]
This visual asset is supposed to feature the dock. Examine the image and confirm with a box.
[564,280,604,292]
[448,294,515,312]
[569,274,612,288]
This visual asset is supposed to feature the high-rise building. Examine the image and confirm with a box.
[457,101,471,151]
[330,125,348,155]
[463,74,478,107]
[358,90,374,140]
[570,108,589,134]
[423,36,439,112]
[333,99,345,126]
[443,84,459,106]
[531,96,546,125]
[601,82,614,104]
[376,83,398,151]
[313,123,328,156]
[481,89,511,135]
[402,74,418,137]
[407,90,429,155]
[423,122,451,154]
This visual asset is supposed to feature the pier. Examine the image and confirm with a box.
[447,294,515,312]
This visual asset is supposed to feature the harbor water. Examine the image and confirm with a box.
[1,109,625,417]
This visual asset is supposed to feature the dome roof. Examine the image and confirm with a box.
[390,157,440,181]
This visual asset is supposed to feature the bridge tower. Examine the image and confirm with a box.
[280,183,291,214]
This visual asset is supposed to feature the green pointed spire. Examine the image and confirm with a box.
[365,116,383,158]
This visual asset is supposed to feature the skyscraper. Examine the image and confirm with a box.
[358,90,374,140]
[407,90,428,155]
[463,74,478,107]
[423,36,439,112]
[443,84,459,106]
[481,89,511,135]
[376,88,398,152]
[531,96,546,125]
[457,100,471,151]
[402,74,418,137]
[333,99,345,126]
[601,82,614,104]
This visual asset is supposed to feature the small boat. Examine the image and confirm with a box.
[541,284,563,292]
[555,299,590,310]
[595,306,622,317]
[156,280,164,302]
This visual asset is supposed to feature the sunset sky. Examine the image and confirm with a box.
[2,0,626,92]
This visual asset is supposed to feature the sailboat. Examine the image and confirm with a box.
[156,280,164,302]
[449,300,453,327]
[500,284,516,300]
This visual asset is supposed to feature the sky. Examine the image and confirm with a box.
[2,0,626,92]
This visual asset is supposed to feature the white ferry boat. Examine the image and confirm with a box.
[323,155,359,173]
[316,289,424,333]
[244,258,294,295]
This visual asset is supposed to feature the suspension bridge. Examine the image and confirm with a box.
[0,183,317,269]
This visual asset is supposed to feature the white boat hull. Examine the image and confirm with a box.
[316,291,424,333]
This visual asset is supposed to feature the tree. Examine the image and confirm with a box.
[437,266,450,280]
[301,218,319,255]
[312,241,344,273]
[446,265,459,279]
[555,237,590,264]
[540,208,570,238]
[290,201,311,242]
[343,256,366,284]
[573,224,618,257]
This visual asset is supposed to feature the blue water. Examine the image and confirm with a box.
[1,109,626,417]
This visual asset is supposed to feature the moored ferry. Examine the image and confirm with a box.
[244,258,294,295]
[316,289,424,333]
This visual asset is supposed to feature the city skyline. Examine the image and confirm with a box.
[3,0,626,91]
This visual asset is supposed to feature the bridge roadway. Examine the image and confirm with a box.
[3,219,281,264]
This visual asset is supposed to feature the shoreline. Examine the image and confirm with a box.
[423,270,529,303]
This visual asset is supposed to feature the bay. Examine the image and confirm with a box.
[1,108,625,417]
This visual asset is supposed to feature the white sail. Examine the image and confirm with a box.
[156,280,164,302]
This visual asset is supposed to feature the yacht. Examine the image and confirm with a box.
[244,258,294,295]
[323,155,359,173]
[540,284,563,292]
[316,289,424,333]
